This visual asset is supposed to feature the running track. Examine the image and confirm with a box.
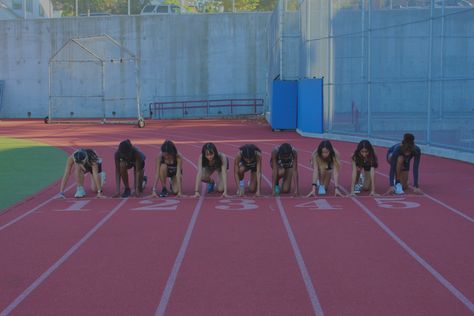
[0,119,473,316]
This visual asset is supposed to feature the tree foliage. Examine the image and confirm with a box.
[52,0,278,16]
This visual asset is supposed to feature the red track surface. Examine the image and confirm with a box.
[0,119,473,316]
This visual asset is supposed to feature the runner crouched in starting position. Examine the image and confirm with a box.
[114,139,147,198]
[234,144,262,197]
[193,142,229,198]
[59,148,106,198]
[152,140,183,197]
[270,143,299,196]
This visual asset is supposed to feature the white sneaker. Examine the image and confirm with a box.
[318,185,326,195]
[394,183,404,195]
[142,176,148,190]
[100,172,106,186]
[239,180,245,192]
[74,186,86,198]
[354,184,361,194]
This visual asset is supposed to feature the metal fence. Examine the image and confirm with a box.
[271,0,474,153]
[149,98,264,119]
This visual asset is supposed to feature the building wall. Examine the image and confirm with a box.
[0,12,270,118]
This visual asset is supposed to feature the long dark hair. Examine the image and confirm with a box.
[352,140,378,168]
[400,133,416,155]
[161,140,177,160]
[240,144,261,161]
[316,140,338,169]
[278,143,293,159]
[201,142,222,169]
[118,139,134,160]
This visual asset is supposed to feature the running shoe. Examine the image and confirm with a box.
[318,185,326,195]
[394,183,404,195]
[74,186,86,198]
[121,187,131,198]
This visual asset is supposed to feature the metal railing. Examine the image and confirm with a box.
[148,98,264,119]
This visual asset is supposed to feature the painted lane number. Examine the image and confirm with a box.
[374,197,420,209]
[55,200,91,212]
[294,199,341,211]
[131,199,180,211]
[215,199,259,211]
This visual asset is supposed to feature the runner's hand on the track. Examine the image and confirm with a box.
[306,189,316,198]
[369,191,379,197]
[58,192,65,199]
[412,187,423,195]
[221,192,229,198]
[254,191,261,198]
[383,187,394,196]
[192,192,200,198]
[113,192,121,198]
[335,187,344,197]
[96,192,106,199]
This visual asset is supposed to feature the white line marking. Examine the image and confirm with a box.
[206,132,473,225]
[422,193,474,223]
[350,197,474,313]
[0,183,75,232]
[0,198,128,316]
[154,187,205,316]
[276,197,325,316]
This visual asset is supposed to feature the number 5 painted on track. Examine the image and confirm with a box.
[374,198,420,209]
[215,199,259,211]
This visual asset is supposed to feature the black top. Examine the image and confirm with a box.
[388,144,421,187]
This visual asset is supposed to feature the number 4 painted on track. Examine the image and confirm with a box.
[294,199,341,211]
[131,199,180,211]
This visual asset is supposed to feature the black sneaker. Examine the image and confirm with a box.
[159,187,168,197]
[121,187,131,198]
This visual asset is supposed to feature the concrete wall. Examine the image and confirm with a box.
[0,12,270,118]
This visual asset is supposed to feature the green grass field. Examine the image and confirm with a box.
[0,136,67,211]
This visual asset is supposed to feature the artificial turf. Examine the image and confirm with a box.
[0,136,66,211]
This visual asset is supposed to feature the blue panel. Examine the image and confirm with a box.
[271,80,297,130]
[0,80,4,113]
[297,78,323,134]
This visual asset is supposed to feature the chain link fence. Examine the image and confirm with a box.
[270,0,474,153]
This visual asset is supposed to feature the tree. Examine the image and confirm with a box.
[256,0,277,11]
[52,0,146,16]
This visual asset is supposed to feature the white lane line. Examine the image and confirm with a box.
[0,183,75,232]
[350,197,474,313]
[154,186,206,316]
[176,127,474,224]
[276,197,325,316]
[0,198,128,316]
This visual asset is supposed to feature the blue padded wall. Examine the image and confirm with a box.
[270,80,297,130]
[297,78,323,134]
